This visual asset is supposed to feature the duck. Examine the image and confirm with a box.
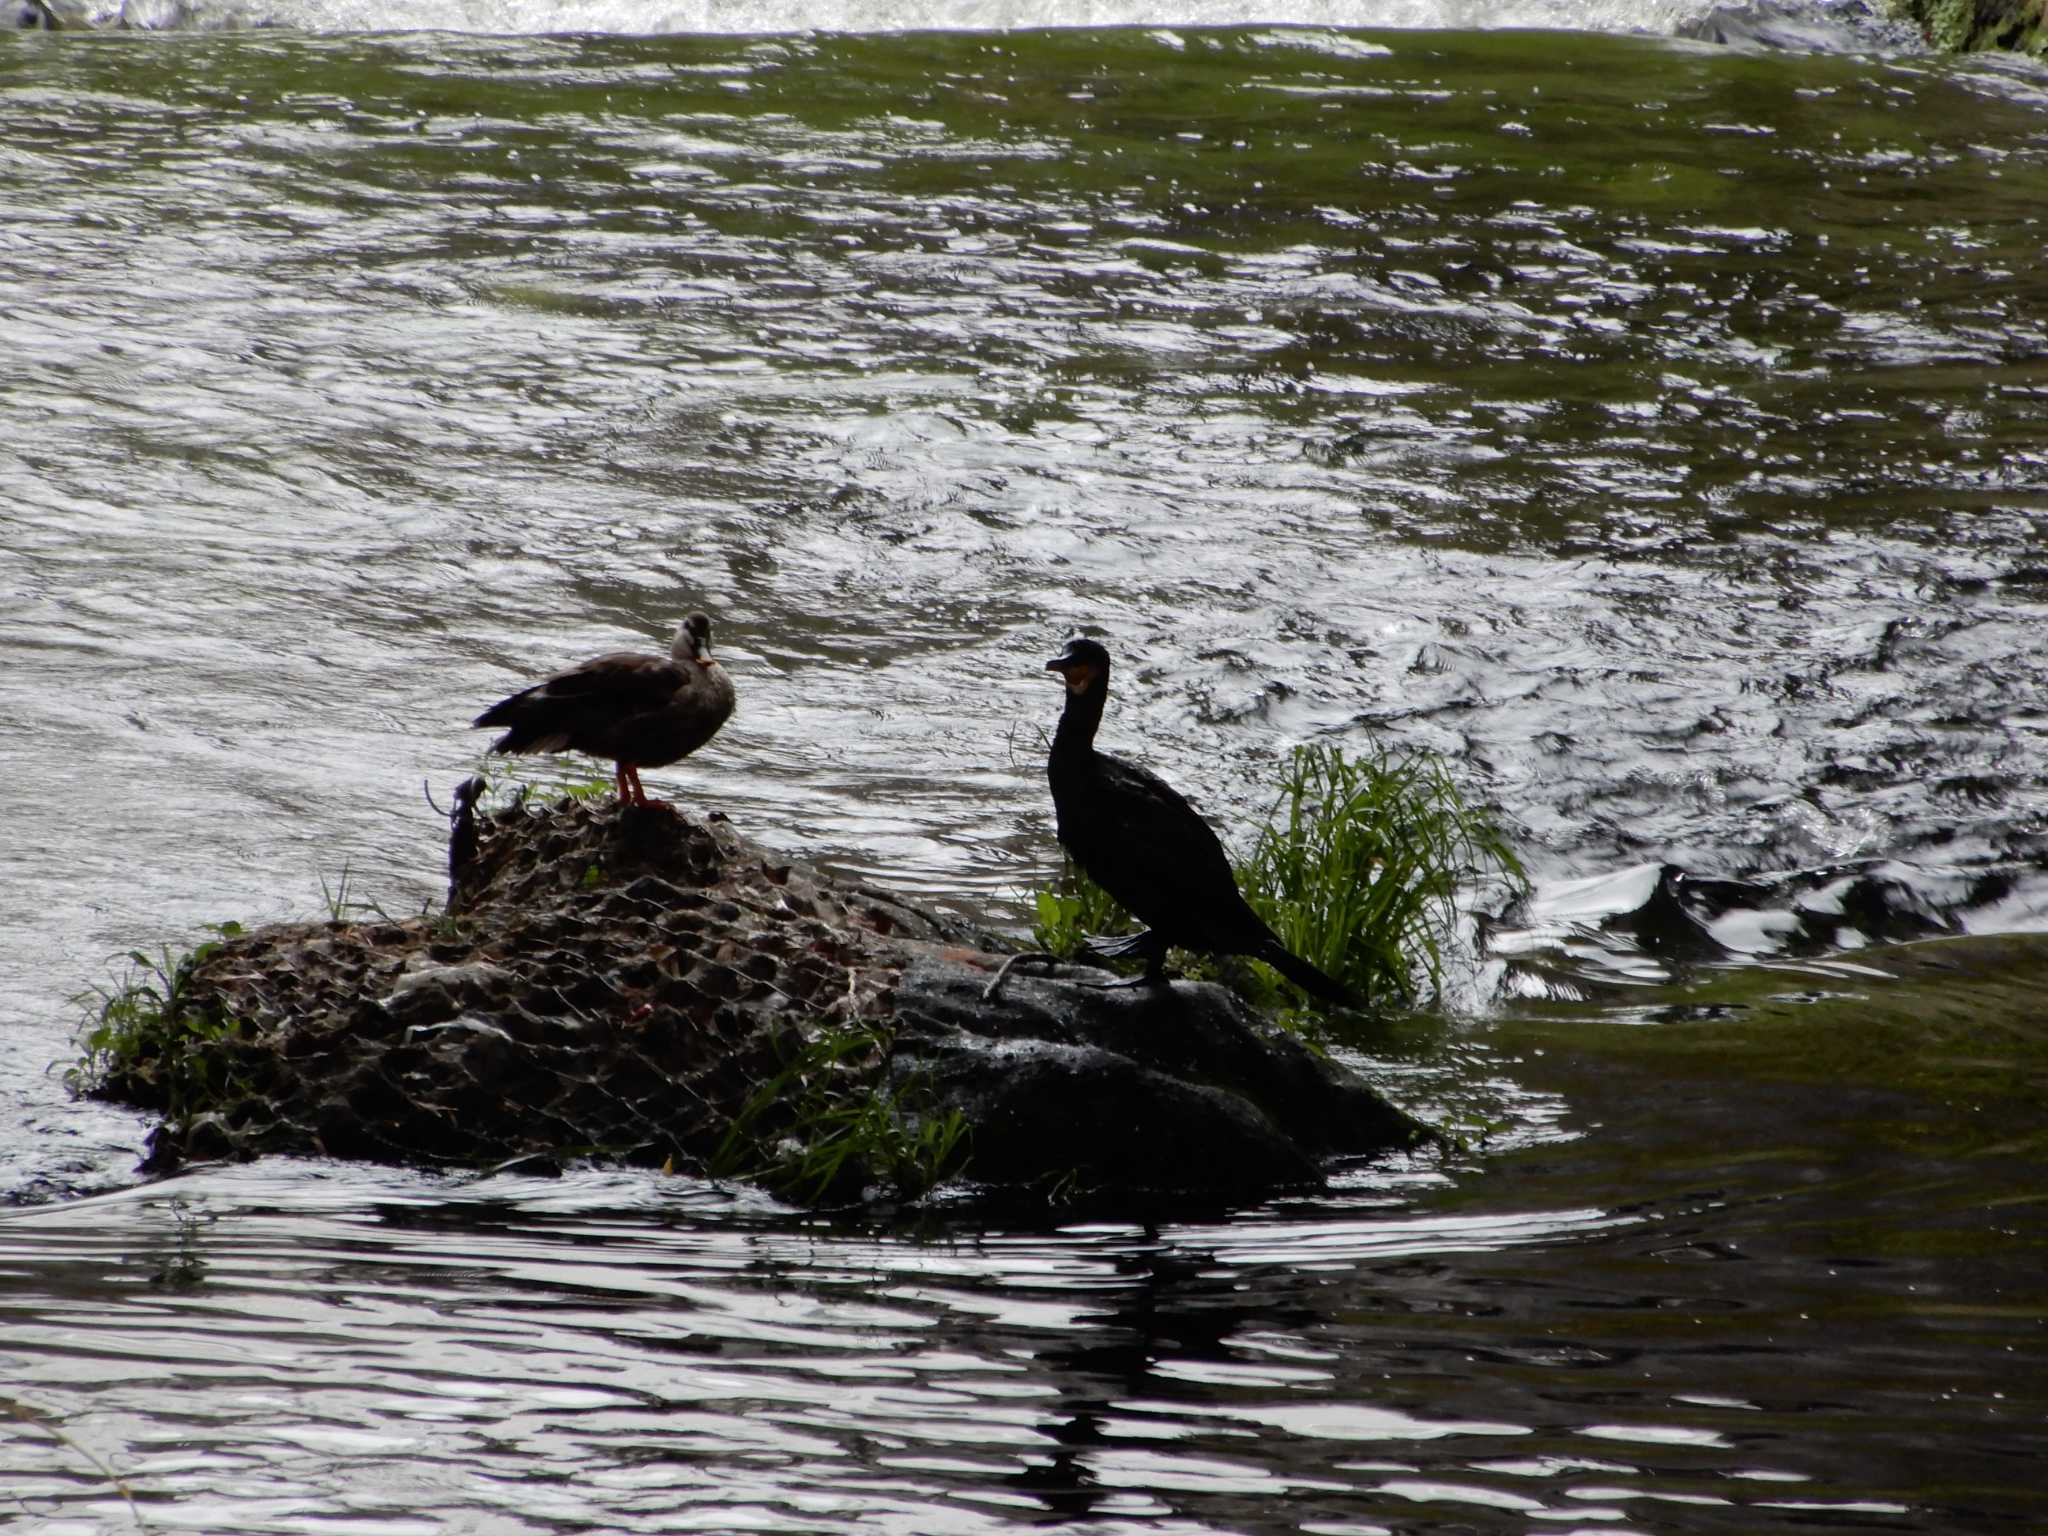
[472,611,735,809]
[1002,635,1354,1007]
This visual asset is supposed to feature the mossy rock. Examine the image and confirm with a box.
[79,794,1431,1208]
[1887,0,2046,50]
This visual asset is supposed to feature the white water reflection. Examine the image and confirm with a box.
[4,1066,2038,1530]
[1154,1399,1533,1441]
[54,0,1719,37]
[0,1161,1811,1534]
[1172,1206,1628,1268]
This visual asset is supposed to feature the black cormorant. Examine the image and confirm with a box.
[1032,635,1357,1008]
[472,611,736,809]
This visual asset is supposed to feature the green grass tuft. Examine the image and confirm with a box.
[467,757,618,810]
[68,925,251,1125]
[711,1020,970,1204]
[1241,740,1527,1008]
[318,858,404,923]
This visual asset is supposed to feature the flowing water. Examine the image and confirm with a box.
[3,12,2046,1533]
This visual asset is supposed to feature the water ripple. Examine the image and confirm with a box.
[4,30,2044,1532]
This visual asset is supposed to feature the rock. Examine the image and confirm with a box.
[86,792,1431,1208]
[892,961,1425,1199]
[1676,0,1922,50]
[381,959,519,1023]
[1871,0,2046,50]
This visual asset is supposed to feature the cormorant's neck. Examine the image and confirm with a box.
[1052,677,1107,759]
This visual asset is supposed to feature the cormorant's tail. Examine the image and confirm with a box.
[1254,939,1359,1010]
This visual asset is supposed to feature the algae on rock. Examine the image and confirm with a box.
[1886,0,2045,50]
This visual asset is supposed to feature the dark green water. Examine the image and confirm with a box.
[2,24,2044,1533]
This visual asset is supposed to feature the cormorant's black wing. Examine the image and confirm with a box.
[1080,751,1355,1004]
[1069,751,1248,936]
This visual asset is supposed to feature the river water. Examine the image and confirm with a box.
[3,12,2045,1533]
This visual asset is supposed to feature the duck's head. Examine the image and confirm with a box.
[675,612,717,668]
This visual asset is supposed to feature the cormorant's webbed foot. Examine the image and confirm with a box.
[1088,968,1175,992]
[983,931,1174,1002]
[1078,930,1173,989]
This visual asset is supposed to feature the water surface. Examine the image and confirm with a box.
[3,21,2045,1532]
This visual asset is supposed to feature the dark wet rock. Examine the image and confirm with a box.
[1596,861,1969,961]
[90,794,1429,1206]
[1498,856,1988,1004]
[894,962,1425,1199]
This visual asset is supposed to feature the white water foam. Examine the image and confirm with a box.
[51,0,1719,37]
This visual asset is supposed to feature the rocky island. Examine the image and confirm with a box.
[80,787,1433,1208]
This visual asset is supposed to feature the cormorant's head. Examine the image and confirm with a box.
[676,612,716,668]
[1045,636,1110,696]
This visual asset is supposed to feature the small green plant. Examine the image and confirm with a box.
[713,1020,970,1204]
[1241,741,1527,1007]
[68,925,249,1125]
[317,859,397,923]
[467,756,616,810]
[318,856,439,924]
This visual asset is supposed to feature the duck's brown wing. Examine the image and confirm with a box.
[473,652,688,753]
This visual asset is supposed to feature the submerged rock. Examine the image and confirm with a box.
[86,792,1430,1206]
